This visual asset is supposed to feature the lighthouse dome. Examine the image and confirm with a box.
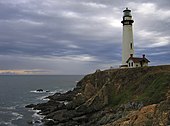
[123,8,132,17]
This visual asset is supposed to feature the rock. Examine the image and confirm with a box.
[72,115,88,123]
[25,65,170,126]
[105,104,157,126]
[46,90,50,92]
[34,120,41,123]
[36,89,43,92]
[57,121,79,126]
[84,81,97,99]
[44,119,55,126]
[33,101,66,115]
[47,90,78,102]
[27,121,33,125]
[66,92,86,110]
[25,104,35,108]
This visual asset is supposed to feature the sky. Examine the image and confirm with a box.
[0,0,169,75]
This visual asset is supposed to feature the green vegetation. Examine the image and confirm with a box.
[108,71,170,107]
[137,72,170,104]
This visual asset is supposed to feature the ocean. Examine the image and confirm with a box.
[0,75,83,126]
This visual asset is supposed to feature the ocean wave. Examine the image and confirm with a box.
[48,90,57,94]
[31,110,44,119]
[47,88,64,94]
[0,106,16,111]
[0,121,15,126]
[31,110,45,126]
[30,90,48,93]
[32,112,44,120]
[36,95,50,101]
[0,112,22,126]
[11,112,23,120]
[30,87,71,95]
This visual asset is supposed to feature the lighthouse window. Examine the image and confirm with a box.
[124,11,131,16]
[130,43,133,49]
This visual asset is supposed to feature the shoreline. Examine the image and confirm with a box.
[26,89,80,125]
[26,65,170,126]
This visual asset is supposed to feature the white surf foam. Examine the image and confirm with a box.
[64,101,69,105]
[11,112,23,120]
[31,110,45,126]
[30,90,46,93]
[32,110,45,120]
[36,95,50,101]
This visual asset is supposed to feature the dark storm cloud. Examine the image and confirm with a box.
[0,0,169,74]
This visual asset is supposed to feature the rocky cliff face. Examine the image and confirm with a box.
[26,65,170,126]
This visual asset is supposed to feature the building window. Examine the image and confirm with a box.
[131,62,133,67]
[130,43,133,49]
[129,62,130,67]
[136,65,138,67]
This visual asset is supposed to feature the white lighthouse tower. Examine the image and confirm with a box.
[121,8,134,67]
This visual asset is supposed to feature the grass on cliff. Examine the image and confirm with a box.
[137,72,169,104]
[109,72,170,107]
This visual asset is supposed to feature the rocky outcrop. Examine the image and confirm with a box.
[105,104,157,126]
[26,65,170,126]
[105,89,170,126]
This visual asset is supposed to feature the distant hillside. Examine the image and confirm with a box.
[27,65,170,126]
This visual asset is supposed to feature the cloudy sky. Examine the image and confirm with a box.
[0,0,169,75]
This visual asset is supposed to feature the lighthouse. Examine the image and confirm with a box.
[120,8,150,68]
[121,8,134,66]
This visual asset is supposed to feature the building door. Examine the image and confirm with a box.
[140,61,143,67]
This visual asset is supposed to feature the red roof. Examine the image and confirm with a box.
[126,57,150,63]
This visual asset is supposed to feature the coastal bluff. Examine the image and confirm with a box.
[26,65,170,126]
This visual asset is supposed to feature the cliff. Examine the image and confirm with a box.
[26,65,170,126]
